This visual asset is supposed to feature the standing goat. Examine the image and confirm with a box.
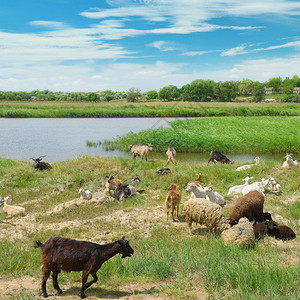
[31,156,52,171]
[129,144,153,161]
[166,147,176,165]
[34,236,134,299]
[165,183,181,221]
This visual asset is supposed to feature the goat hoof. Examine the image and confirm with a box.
[80,294,87,299]
[43,293,48,298]
[57,289,63,295]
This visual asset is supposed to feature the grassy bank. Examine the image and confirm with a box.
[0,156,299,299]
[0,101,299,118]
[105,116,300,154]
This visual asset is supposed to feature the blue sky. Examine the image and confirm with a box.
[0,0,299,92]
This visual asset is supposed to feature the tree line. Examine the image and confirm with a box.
[1,75,299,103]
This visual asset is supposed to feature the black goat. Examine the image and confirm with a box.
[253,220,296,241]
[34,236,134,299]
[208,150,234,164]
[156,168,172,175]
[113,177,142,201]
[31,156,52,171]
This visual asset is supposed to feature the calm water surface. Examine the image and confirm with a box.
[0,118,284,163]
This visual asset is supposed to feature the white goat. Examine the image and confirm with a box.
[2,196,27,217]
[203,187,225,207]
[241,178,272,195]
[282,153,298,169]
[227,176,253,196]
[78,188,92,200]
[261,177,282,194]
[236,157,261,171]
[186,182,207,199]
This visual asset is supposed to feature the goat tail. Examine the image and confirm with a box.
[33,240,43,248]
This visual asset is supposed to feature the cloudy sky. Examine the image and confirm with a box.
[0,0,299,92]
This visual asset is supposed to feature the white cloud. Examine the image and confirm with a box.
[221,45,247,56]
[149,40,176,51]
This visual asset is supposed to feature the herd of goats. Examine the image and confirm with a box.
[0,147,298,299]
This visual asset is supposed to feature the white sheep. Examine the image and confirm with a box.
[227,176,253,196]
[282,153,298,169]
[78,188,92,200]
[2,196,27,217]
[236,156,261,172]
[185,182,207,199]
[183,198,230,234]
[203,186,225,207]
[221,217,255,247]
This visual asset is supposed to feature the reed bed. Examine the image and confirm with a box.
[107,116,300,154]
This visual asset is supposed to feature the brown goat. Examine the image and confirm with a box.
[208,150,234,164]
[105,175,123,195]
[166,147,176,165]
[129,144,153,161]
[34,236,134,299]
[165,183,181,221]
[187,173,205,189]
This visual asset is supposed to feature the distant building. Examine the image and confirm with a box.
[264,88,273,94]
[293,87,300,94]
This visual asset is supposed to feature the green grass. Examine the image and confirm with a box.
[0,155,299,299]
[107,116,300,154]
[0,101,299,118]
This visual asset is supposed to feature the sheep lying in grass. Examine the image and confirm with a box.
[183,198,230,234]
[236,156,261,171]
[165,183,181,221]
[229,191,265,226]
[78,188,92,200]
[221,217,255,247]
[2,196,27,217]
[227,176,253,196]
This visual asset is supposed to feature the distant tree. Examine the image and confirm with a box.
[266,77,282,93]
[252,81,265,102]
[146,90,158,101]
[214,81,238,101]
[101,90,117,102]
[127,88,142,102]
[158,85,179,101]
[182,79,215,101]
[238,78,253,96]
[87,92,100,102]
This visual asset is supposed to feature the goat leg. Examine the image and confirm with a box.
[52,270,63,295]
[84,271,98,290]
[41,269,51,298]
[80,270,90,299]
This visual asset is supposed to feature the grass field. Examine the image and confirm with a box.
[0,155,299,299]
[0,101,299,118]
[104,116,300,154]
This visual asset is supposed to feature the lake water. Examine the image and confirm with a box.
[0,118,284,163]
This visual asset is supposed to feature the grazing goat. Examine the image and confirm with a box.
[166,147,176,165]
[105,175,123,195]
[203,186,225,207]
[31,156,52,171]
[229,191,265,226]
[113,177,141,201]
[156,168,172,175]
[2,196,27,217]
[34,236,134,299]
[236,156,261,171]
[78,188,92,200]
[165,183,181,221]
[208,150,234,164]
[227,176,253,196]
[129,144,153,161]
[282,153,299,169]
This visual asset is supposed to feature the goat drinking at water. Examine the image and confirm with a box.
[34,236,134,299]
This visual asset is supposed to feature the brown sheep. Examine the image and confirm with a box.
[166,146,176,165]
[229,190,265,226]
[165,183,181,221]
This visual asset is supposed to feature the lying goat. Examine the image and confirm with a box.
[105,175,123,195]
[31,156,52,171]
[113,177,142,201]
[34,236,133,299]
